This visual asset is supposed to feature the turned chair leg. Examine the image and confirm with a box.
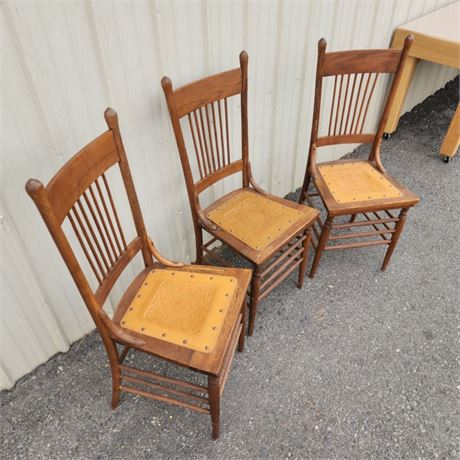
[208,376,221,440]
[248,266,261,336]
[381,208,408,271]
[297,229,312,288]
[238,301,247,352]
[309,216,333,278]
[195,226,204,264]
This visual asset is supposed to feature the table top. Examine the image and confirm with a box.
[397,1,460,45]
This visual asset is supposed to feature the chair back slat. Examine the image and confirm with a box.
[186,98,233,181]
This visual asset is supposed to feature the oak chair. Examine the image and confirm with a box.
[161,52,319,336]
[25,108,252,439]
[299,36,420,277]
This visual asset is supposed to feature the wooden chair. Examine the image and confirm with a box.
[25,108,252,439]
[161,52,319,336]
[299,36,420,277]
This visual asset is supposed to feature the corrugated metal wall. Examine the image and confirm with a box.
[1,0,458,390]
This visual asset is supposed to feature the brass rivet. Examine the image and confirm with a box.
[121,321,125,325]
[219,309,224,313]
[129,307,133,311]
[141,327,145,331]
[212,326,217,330]
[210,276,213,280]
[190,274,194,278]
[183,339,188,344]
[137,295,141,298]
[171,272,175,276]
[205,346,209,350]
[144,282,147,286]
[162,332,167,337]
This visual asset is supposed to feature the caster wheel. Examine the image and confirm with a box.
[383,132,391,140]
[442,155,451,163]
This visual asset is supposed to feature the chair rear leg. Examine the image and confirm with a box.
[208,376,221,440]
[248,266,261,336]
[299,168,311,203]
[381,208,408,271]
[297,229,312,288]
[309,216,333,278]
[195,226,204,264]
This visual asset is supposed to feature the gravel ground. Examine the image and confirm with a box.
[1,78,458,459]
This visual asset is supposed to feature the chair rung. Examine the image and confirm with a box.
[121,374,208,404]
[119,364,207,393]
[259,257,303,300]
[260,236,306,277]
[202,237,218,249]
[329,229,395,240]
[384,209,396,219]
[260,247,304,291]
[120,385,210,415]
[325,239,390,250]
[332,217,397,229]
[202,246,231,267]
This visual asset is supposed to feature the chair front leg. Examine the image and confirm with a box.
[297,229,312,288]
[309,216,334,278]
[208,375,221,440]
[248,265,261,336]
[381,208,409,271]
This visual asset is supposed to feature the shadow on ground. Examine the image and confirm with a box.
[1,78,459,459]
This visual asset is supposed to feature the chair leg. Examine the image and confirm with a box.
[297,229,312,288]
[299,168,311,204]
[309,216,333,278]
[111,363,121,409]
[381,208,408,271]
[238,300,247,352]
[248,266,261,336]
[195,226,204,264]
[208,376,221,440]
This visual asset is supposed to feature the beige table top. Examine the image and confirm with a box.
[392,1,460,68]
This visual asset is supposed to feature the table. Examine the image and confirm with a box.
[384,1,460,162]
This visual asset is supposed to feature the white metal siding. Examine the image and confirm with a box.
[1,0,458,390]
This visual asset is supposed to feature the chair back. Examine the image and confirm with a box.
[308,36,413,171]
[25,109,153,329]
[161,52,249,216]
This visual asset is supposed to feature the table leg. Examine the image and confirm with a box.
[440,103,460,160]
[384,55,419,134]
